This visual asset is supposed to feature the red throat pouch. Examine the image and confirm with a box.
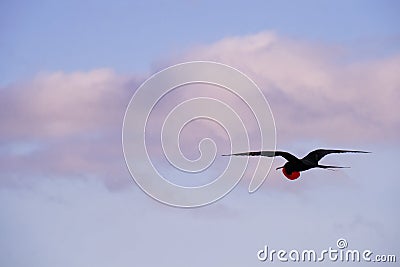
[282,168,300,180]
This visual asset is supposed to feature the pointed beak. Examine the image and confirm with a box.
[276,166,284,170]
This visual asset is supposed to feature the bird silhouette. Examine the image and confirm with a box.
[223,149,369,180]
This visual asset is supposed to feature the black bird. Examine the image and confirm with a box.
[223,149,369,180]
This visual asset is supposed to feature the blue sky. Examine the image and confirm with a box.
[1,1,399,266]
[1,0,399,84]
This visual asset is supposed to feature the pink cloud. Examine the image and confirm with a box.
[1,32,399,191]
[177,31,400,143]
[0,69,136,140]
[0,69,140,188]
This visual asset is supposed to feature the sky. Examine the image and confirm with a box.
[1,1,400,266]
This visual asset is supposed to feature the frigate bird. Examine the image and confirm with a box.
[223,149,369,180]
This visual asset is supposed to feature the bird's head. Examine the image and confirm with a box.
[276,162,300,180]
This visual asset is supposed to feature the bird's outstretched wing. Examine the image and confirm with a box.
[222,151,299,162]
[302,149,369,164]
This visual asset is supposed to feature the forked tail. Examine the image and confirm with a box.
[318,164,350,170]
